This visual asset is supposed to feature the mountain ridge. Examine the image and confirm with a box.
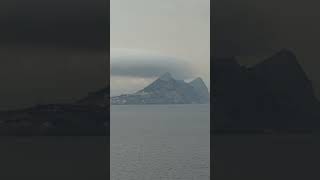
[213,49,320,131]
[111,73,209,105]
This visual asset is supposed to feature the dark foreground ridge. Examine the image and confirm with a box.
[111,73,210,105]
[213,49,320,133]
[0,89,109,136]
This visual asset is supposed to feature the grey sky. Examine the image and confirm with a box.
[111,0,210,95]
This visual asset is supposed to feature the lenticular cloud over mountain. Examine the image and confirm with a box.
[111,48,194,79]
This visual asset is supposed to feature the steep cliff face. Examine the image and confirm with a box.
[189,77,210,103]
[213,49,320,131]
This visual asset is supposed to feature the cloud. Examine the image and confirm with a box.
[111,48,194,79]
[111,76,154,96]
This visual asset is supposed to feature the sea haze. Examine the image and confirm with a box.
[111,104,210,180]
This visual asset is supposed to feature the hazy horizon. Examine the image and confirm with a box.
[111,0,210,96]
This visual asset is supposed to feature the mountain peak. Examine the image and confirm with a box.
[267,48,297,62]
[255,48,300,70]
[190,77,205,84]
[111,73,209,105]
[276,48,296,57]
[159,72,174,81]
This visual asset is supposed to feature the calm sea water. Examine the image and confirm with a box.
[111,104,210,180]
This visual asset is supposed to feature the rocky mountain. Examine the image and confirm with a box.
[189,77,210,103]
[213,49,320,132]
[111,73,210,105]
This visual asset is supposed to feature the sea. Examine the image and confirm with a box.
[111,104,210,180]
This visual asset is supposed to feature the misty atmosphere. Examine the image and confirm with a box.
[111,0,210,179]
[111,0,210,97]
[213,0,320,179]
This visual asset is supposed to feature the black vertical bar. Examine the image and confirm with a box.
[0,0,109,179]
[212,0,320,179]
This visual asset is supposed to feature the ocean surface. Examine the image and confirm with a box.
[111,104,210,180]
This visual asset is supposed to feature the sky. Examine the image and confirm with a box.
[111,0,210,96]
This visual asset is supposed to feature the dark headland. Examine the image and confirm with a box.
[212,49,320,134]
[0,88,109,136]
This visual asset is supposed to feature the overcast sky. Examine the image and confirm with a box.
[111,0,210,96]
